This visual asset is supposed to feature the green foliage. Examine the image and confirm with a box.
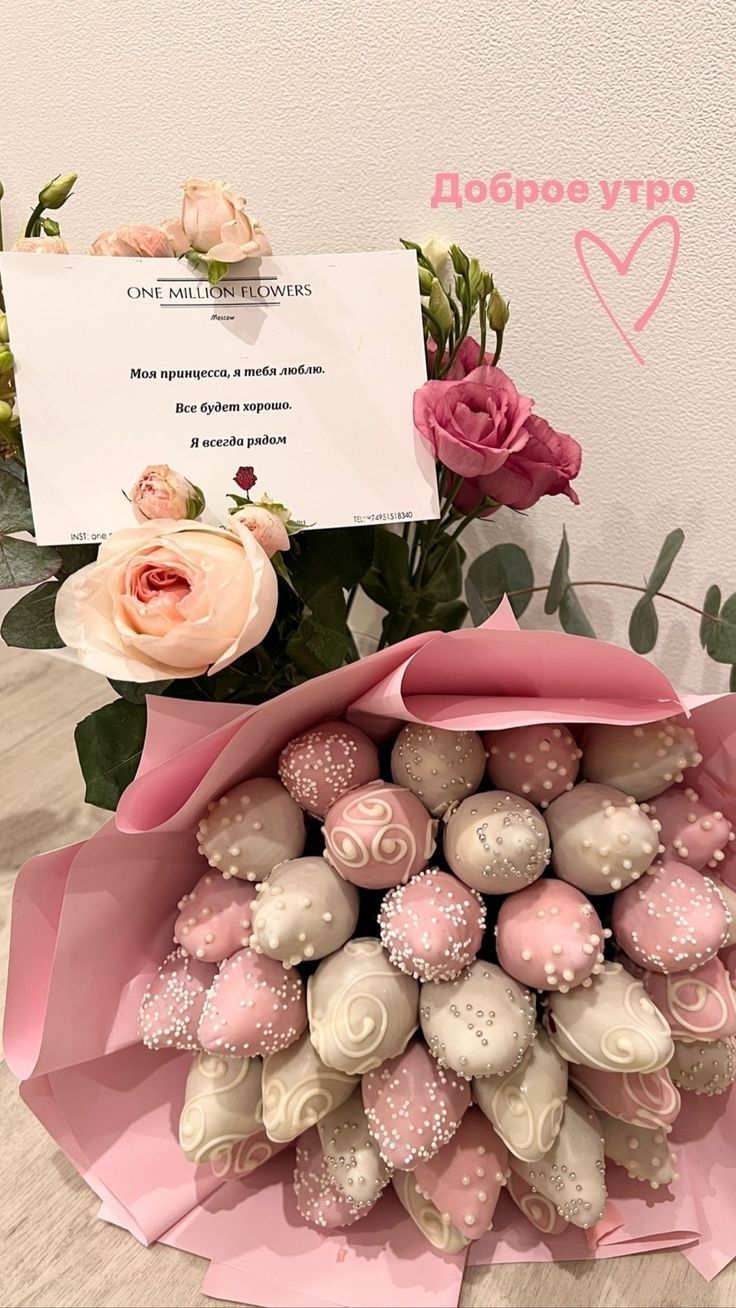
[1,579,64,648]
[0,537,62,588]
[559,587,596,638]
[75,700,147,809]
[628,595,658,653]
[466,543,534,622]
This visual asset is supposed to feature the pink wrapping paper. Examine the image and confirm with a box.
[5,601,736,1304]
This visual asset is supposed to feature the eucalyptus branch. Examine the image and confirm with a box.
[482,580,727,626]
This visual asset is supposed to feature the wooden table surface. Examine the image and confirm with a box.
[2,642,736,1308]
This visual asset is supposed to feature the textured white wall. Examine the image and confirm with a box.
[3,0,735,689]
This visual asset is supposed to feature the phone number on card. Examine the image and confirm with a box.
[353,511,414,524]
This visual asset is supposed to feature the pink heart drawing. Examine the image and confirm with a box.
[574,215,680,364]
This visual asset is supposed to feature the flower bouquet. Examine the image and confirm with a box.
[6,606,736,1306]
[4,172,736,1305]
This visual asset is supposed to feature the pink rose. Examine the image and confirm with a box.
[12,236,69,254]
[89,225,174,257]
[180,178,271,263]
[454,414,582,513]
[233,505,290,558]
[130,464,204,523]
[413,364,533,478]
[55,520,278,682]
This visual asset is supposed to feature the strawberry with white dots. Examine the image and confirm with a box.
[612,859,731,974]
[174,870,257,962]
[196,776,306,881]
[495,877,605,992]
[484,724,582,807]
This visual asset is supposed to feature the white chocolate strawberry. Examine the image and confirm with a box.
[443,792,550,894]
[473,1028,568,1162]
[509,1090,606,1229]
[581,719,702,802]
[179,1051,263,1165]
[546,962,674,1073]
[262,1031,358,1143]
[318,1087,392,1210]
[669,1036,736,1096]
[293,1128,367,1230]
[197,777,306,881]
[307,938,419,1076]
[546,783,660,894]
[598,1112,677,1188]
[250,856,359,967]
[390,723,486,817]
[420,960,536,1080]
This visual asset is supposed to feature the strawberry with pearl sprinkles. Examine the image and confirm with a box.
[293,1128,367,1230]
[645,785,734,870]
[318,1086,392,1209]
[250,855,359,967]
[612,859,731,974]
[196,776,305,881]
[484,724,581,807]
[390,723,486,817]
[509,1090,607,1229]
[362,1038,471,1170]
[669,1035,736,1095]
[581,718,702,802]
[506,1171,569,1235]
[412,1106,510,1239]
[546,782,660,894]
[278,719,380,818]
[377,867,485,981]
[443,791,551,894]
[420,959,536,1079]
[495,877,606,992]
[392,1170,470,1252]
[174,870,257,962]
[138,947,216,1051]
[598,1112,678,1188]
[198,946,306,1057]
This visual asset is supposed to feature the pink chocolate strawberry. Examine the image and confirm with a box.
[412,1105,509,1239]
[362,1037,470,1169]
[138,947,215,1051]
[198,947,306,1057]
[175,870,257,963]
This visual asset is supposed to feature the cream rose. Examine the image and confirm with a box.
[180,178,272,263]
[89,225,174,257]
[55,520,278,682]
[232,505,290,558]
[130,464,204,523]
[12,236,70,254]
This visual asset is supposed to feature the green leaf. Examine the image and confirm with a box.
[705,593,736,664]
[207,259,229,286]
[362,527,413,610]
[645,528,685,597]
[628,595,659,653]
[0,579,63,648]
[0,536,62,588]
[700,585,722,650]
[289,526,375,602]
[108,678,173,704]
[730,665,736,693]
[75,700,147,809]
[466,543,534,619]
[0,466,33,534]
[421,534,465,603]
[559,587,596,638]
[409,599,468,634]
[58,542,98,576]
[545,529,570,615]
[287,577,352,678]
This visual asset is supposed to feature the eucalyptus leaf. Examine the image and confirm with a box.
[58,542,98,577]
[465,576,488,627]
[628,594,659,653]
[546,529,570,615]
[466,543,534,619]
[75,700,147,809]
[559,587,596,638]
[0,536,62,589]
[705,593,736,664]
[700,585,722,650]
[645,528,685,597]
[730,665,736,693]
[0,579,63,648]
[0,467,33,534]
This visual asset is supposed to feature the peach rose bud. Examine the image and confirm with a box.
[130,465,205,523]
[233,505,290,557]
[12,236,70,254]
[180,178,270,264]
